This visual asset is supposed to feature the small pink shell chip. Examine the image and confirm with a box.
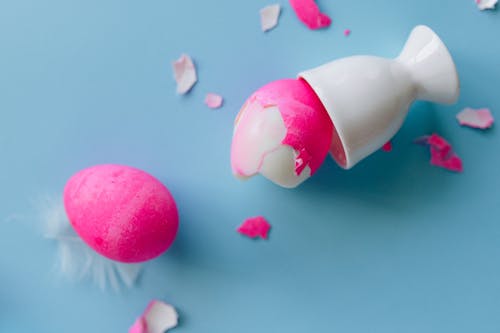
[456,107,494,129]
[237,216,271,239]
[381,141,392,152]
[129,300,178,333]
[172,54,197,94]
[415,134,463,173]
[430,146,463,173]
[204,93,224,109]
[427,134,452,155]
[289,0,332,30]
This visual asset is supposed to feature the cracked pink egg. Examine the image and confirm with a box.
[231,79,340,188]
[63,164,179,263]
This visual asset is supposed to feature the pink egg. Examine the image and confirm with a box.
[63,164,179,263]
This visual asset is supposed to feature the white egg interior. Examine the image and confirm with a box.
[231,103,311,188]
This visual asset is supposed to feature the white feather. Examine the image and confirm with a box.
[115,263,142,288]
[41,195,142,291]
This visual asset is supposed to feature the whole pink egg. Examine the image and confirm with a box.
[63,164,179,263]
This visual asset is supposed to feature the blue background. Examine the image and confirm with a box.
[1,0,499,332]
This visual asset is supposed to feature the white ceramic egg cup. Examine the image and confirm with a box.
[300,25,459,169]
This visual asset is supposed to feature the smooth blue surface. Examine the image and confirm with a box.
[1,0,500,332]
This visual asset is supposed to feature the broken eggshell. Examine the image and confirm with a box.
[63,164,179,263]
[237,216,271,239]
[289,0,332,30]
[130,300,179,333]
[230,79,334,188]
[260,4,281,32]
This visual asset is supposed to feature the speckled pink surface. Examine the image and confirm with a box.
[63,164,179,263]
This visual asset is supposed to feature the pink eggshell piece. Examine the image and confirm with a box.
[237,216,271,239]
[382,141,392,152]
[64,164,179,263]
[289,0,332,30]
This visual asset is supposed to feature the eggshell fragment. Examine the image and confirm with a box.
[129,300,178,333]
[456,107,494,129]
[381,141,392,152]
[476,0,498,10]
[204,93,224,109]
[289,0,332,30]
[415,134,463,173]
[172,54,197,94]
[260,4,281,32]
[237,216,271,239]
